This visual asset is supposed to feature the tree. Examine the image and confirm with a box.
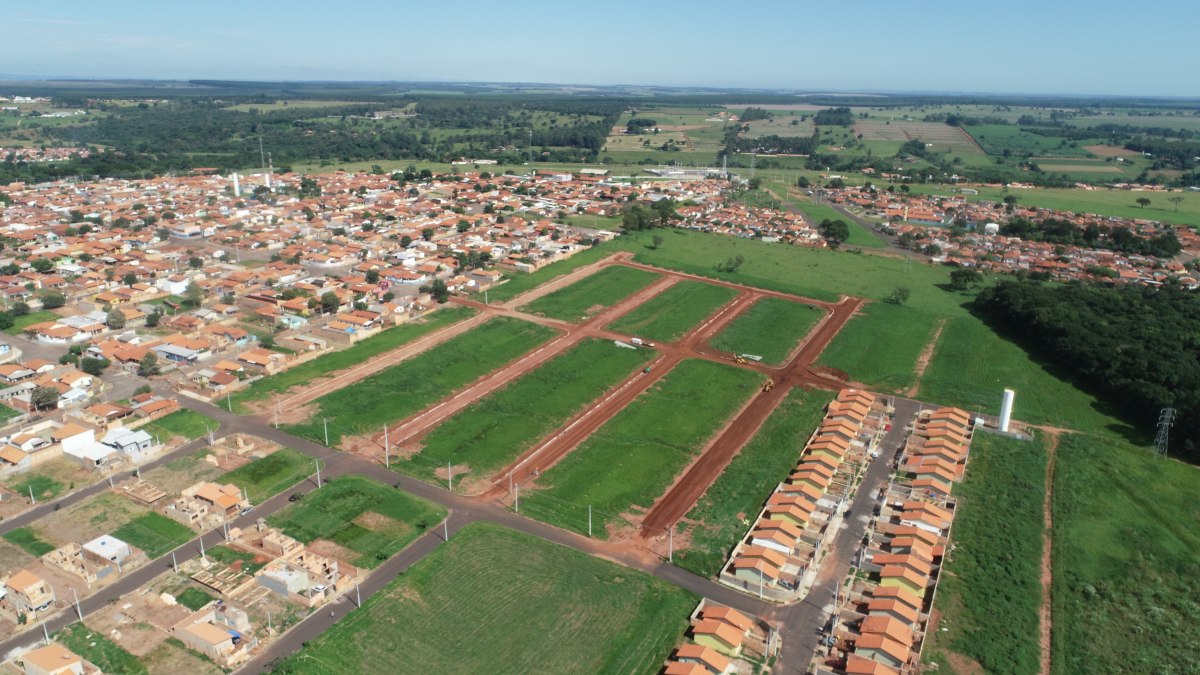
[421,228,434,241]
[189,256,203,269]
[747,177,762,190]
[320,291,341,313]
[365,269,380,284]
[457,220,470,233]
[949,269,984,290]
[106,308,126,330]
[80,357,110,376]
[427,279,449,303]
[139,352,160,376]
[796,176,811,188]
[820,219,850,244]
[652,235,664,250]
[260,333,276,349]
[133,384,153,396]
[31,258,53,273]
[1168,196,1185,212]
[886,286,911,305]
[145,312,160,327]
[185,281,204,307]
[0,313,15,331]
[31,386,59,411]
[1136,197,1152,209]
[122,273,137,286]
[383,292,395,302]
[400,235,413,247]
[41,292,65,309]
[59,353,78,365]
[10,302,28,318]
[925,243,943,256]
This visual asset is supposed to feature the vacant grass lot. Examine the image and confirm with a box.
[230,306,476,412]
[139,409,217,442]
[818,304,940,392]
[487,247,615,304]
[605,280,737,343]
[918,317,1128,437]
[3,458,94,503]
[709,297,824,365]
[1051,433,1200,675]
[3,526,54,556]
[176,586,217,611]
[268,475,445,568]
[676,387,834,578]
[520,265,660,323]
[528,359,763,537]
[204,545,269,575]
[284,317,557,446]
[404,338,655,486]
[222,448,319,504]
[922,432,1045,675]
[269,522,698,675]
[111,512,195,558]
[54,623,147,675]
[5,310,59,335]
[795,202,887,248]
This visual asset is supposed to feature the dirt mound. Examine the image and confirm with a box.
[810,364,849,381]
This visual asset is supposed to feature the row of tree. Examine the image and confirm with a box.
[999,217,1184,258]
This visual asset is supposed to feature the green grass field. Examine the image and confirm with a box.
[138,409,217,442]
[795,202,888,248]
[676,387,834,578]
[922,432,1045,675]
[4,310,59,335]
[230,306,476,412]
[267,522,698,675]
[284,317,558,446]
[526,359,763,537]
[203,545,268,575]
[7,473,66,502]
[54,623,148,675]
[818,304,940,393]
[2,526,54,556]
[221,448,320,504]
[268,475,445,568]
[403,338,655,486]
[907,183,1200,228]
[110,512,195,558]
[965,125,1104,159]
[486,247,616,304]
[176,586,217,611]
[1051,433,1200,675]
[520,265,660,323]
[918,317,1132,437]
[709,297,825,365]
[605,280,737,343]
[0,404,20,422]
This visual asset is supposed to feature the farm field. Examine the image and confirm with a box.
[402,338,655,487]
[675,387,835,578]
[268,522,698,675]
[229,306,476,412]
[709,297,825,365]
[282,317,558,446]
[267,475,445,568]
[486,246,615,304]
[525,359,763,537]
[794,202,888,248]
[138,409,217,442]
[605,280,738,343]
[519,265,660,322]
[964,125,1104,158]
[852,120,985,157]
[221,448,320,504]
[921,432,1045,675]
[110,512,195,558]
[817,304,940,393]
[1051,433,1200,675]
[906,184,1200,228]
[918,317,1132,437]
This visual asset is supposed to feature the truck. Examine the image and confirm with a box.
[631,338,643,345]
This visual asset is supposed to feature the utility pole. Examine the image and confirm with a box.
[383,424,389,467]
[514,485,519,513]
[315,461,322,488]
[200,536,206,563]
[324,418,329,446]
[448,461,452,491]
[356,584,361,607]
[588,505,592,537]
[73,588,81,618]
[29,485,34,505]
[669,528,673,562]
[172,551,178,573]
[444,519,449,541]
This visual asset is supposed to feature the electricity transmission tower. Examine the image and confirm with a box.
[1153,407,1176,460]
[749,153,756,177]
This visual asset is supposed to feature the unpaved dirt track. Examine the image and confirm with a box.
[1039,429,1060,675]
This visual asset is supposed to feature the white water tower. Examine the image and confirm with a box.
[999,388,1015,432]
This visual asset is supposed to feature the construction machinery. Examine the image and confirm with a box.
[762,380,775,393]
[734,356,747,364]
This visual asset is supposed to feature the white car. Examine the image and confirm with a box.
[311,585,326,594]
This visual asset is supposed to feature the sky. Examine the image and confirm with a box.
[5,0,1199,97]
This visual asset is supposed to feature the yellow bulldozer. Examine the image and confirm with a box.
[762,380,775,393]
[734,356,747,364]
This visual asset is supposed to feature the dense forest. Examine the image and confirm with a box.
[975,280,1200,459]
[814,107,854,126]
[999,217,1184,258]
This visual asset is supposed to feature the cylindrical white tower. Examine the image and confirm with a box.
[232,172,240,197]
[999,388,1015,432]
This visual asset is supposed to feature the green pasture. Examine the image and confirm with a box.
[403,338,654,486]
[818,304,940,393]
[283,317,557,445]
[268,475,445,568]
[139,410,217,442]
[965,125,1104,158]
[267,522,697,675]
[710,297,825,365]
[605,280,737,343]
[520,265,660,323]
[526,359,763,538]
[230,306,476,412]
[676,387,834,578]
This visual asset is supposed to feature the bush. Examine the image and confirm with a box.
[80,357,110,376]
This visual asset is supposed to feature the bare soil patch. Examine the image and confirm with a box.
[1083,144,1140,157]
[906,318,946,396]
[809,364,849,382]
[307,539,361,565]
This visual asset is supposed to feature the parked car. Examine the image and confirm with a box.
[240,506,255,516]
[289,493,303,502]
